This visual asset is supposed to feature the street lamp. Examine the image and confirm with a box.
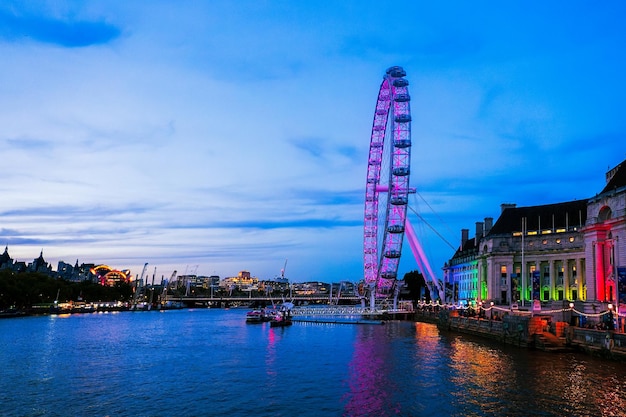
[608,304,615,330]
[490,301,494,320]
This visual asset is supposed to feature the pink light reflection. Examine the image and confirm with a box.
[265,327,277,377]
[342,327,400,416]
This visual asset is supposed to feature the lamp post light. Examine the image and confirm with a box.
[478,301,483,319]
[608,304,615,331]
[490,301,494,320]
[569,302,575,326]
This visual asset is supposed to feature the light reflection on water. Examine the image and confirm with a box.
[1,310,625,416]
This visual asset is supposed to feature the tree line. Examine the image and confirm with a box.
[0,269,133,311]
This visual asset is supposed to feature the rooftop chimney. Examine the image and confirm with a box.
[475,221,484,240]
[500,203,516,213]
[461,228,469,248]
[484,217,493,235]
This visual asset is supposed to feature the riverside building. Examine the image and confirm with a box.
[444,158,626,318]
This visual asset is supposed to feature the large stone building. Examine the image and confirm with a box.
[444,159,626,316]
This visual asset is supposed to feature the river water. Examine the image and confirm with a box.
[1,308,625,417]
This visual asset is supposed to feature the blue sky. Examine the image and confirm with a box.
[1,1,625,283]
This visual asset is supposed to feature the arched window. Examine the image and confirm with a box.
[598,206,612,223]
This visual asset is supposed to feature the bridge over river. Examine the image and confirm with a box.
[165,295,362,307]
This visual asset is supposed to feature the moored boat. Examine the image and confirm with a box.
[269,302,293,327]
[246,308,276,323]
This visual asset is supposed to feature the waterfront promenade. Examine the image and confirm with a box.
[415,306,626,361]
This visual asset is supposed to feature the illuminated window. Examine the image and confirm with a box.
[528,231,538,235]
[542,230,552,234]
[556,228,566,233]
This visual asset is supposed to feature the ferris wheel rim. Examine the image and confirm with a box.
[363,66,412,296]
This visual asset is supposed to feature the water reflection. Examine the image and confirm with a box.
[343,321,626,417]
[343,325,400,417]
[443,331,626,417]
[448,337,516,414]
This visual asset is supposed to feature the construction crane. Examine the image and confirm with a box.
[275,259,291,301]
[133,263,149,307]
[161,270,177,303]
[281,259,288,279]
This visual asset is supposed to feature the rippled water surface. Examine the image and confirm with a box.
[1,309,625,416]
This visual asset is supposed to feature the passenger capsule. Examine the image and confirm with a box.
[393,167,410,176]
[395,114,411,123]
[394,139,412,148]
[394,94,410,102]
[393,78,409,87]
[390,196,408,205]
[387,225,405,233]
[386,66,406,77]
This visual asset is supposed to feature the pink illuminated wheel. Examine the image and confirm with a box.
[364,66,412,302]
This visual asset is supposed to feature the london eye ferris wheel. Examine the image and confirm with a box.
[363,66,412,308]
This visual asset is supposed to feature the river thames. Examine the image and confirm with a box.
[1,308,625,417]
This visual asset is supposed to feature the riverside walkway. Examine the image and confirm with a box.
[417,308,626,361]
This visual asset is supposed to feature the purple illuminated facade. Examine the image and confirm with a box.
[364,66,412,300]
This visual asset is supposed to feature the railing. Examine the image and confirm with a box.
[291,306,382,317]
[168,295,361,303]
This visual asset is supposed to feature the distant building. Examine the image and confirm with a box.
[91,265,131,286]
[57,260,76,281]
[221,271,259,291]
[0,246,26,273]
[29,250,52,274]
[0,246,13,270]
[293,281,330,295]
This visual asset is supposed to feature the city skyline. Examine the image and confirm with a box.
[1,2,626,282]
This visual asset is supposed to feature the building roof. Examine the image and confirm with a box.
[0,246,11,265]
[33,250,47,270]
[601,158,626,194]
[487,200,588,236]
[449,233,479,261]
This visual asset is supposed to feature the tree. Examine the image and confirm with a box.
[402,270,430,302]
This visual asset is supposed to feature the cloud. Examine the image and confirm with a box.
[213,218,361,230]
[0,8,121,47]
[5,137,54,151]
